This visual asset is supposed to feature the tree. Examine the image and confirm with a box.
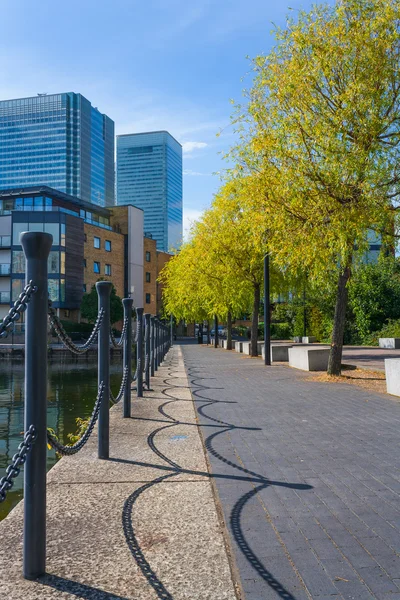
[229,0,400,373]
[81,282,123,325]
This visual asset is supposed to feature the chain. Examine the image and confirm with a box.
[110,366,130,404]
[110,316,129,348]
[47,382,105,455]
[48,303,104,354]
[0,425,37,503]
[0,281,37,339]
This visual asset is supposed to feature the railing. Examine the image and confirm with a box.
[0,235,11,248]
[0,231,171,580]
[0,291,10,304]
[0,263,10,276]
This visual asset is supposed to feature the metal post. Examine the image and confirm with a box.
[22,231,52,580]
[214,315,219,348]
[123,298,133,418]
[150,315,155,376]
[170,314,173,347]
[136,307,144,397]
[264,254,271,366]
[144,313,150,389]
[154,318,159,371]
[303,281,307,338]
[97,281,112,459]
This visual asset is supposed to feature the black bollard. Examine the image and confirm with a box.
[136,308,144,397]
[22,231,52,580]
[123,298,133,418]
[144,313,151,389]
[97,281,112,459]
[150,315,155,377]
[154,318,159,371]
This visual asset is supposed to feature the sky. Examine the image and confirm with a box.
[0,0,332,237]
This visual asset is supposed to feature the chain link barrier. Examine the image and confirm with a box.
[0,281,37,339]
[47,382,105,455]
[0,425,37,503]
[110,366,130,404]
[110,317,129,348]
[48,303,104,355]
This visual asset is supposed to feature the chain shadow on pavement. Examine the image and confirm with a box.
[111,350,313,600]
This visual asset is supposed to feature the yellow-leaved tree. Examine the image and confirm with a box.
[230,0,400,374]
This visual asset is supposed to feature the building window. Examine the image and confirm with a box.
[105,240,111,252]
[146,272,151,283]
[83,258,86,268]
[48,251,59,274]
[93,261,100,274]
[146,293,151,304]
[146,251,151,262]
[105,264,111,276]
[83,284,87,293]
[94,236,100,249]
[64,309,70,318]
[84,233,87,242]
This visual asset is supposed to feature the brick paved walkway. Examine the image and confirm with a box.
[181,342,400,600]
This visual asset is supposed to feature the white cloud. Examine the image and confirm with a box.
[183,207,204,239]
[182,141,208,154]
[183,169,209,177]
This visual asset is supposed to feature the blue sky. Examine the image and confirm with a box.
[0,0,331,235]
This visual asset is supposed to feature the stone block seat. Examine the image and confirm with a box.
[262,343,293,362]
[235,341,243,353]
[288,345,330,371]
[385,359,400,396]
[302,336,317,344]
[379,338,400,349]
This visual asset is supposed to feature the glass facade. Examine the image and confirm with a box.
[116,131,182,251]
[0,93,115,206]
[11,212,67,305]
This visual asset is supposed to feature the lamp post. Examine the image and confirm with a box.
[264,254,271,366]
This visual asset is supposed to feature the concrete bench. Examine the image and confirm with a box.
[385,359,400,396]
[379,338,400,349]
[242,341,264,355]
[234,341,243,353]
[293,336,302,343]
[262,343,293,362]
[302,336,317,344]
[288,346,330,371]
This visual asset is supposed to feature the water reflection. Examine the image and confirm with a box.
[0,356,125,521]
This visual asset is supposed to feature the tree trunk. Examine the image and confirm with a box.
[207,320,211,345]
[251,283,260,357]
[227,311,232,350]
[214,315,219,348]
[327,265,351,376]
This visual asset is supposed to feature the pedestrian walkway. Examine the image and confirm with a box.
[182,342,400,600]
[0,346,236,599]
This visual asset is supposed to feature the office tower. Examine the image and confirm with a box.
[0,93,115,207]
[116,131,182,251]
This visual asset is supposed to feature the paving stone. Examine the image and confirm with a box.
[182,342,400,600]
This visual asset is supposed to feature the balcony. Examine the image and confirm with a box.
[0,264,11,276]
[0,236,11,248]
[0,291,10,303]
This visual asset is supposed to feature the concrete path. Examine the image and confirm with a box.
[341,346,400,372]
[0,346,237,599]
[182,342,400,600]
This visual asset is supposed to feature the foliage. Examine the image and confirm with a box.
[349,255,400,342]
[368,318,400,345]
[227,0,400,373]
[81,281,123,325]
[67,417,90,445]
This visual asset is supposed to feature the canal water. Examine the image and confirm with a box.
[0,357,126,521]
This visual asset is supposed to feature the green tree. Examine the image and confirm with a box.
[81,282,123,325]
[349,255,400,343]
[229,0,400,374]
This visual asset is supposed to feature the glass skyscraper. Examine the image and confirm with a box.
[0,93,115,207]
[116,131,182,251]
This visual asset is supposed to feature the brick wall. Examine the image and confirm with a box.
[143,237,157,314]
[84,223,125,298]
